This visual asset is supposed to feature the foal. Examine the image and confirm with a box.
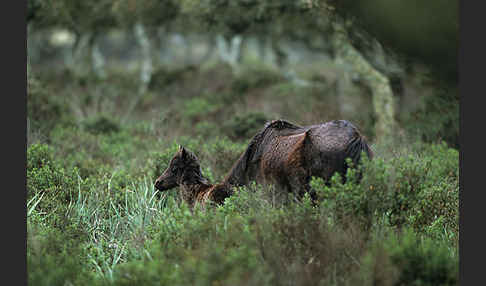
[154,146,231,210]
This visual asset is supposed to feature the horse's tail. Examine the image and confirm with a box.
[344,133,373,167]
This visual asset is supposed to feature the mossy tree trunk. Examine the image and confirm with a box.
[122,22,153,123]
[65,32,93,77]
[194,35,216,66]
[332,24,396,142]
[216,34,244,73]
[134,22,153,95]
[91,35,106,80]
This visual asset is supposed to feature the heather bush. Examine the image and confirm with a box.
[27,224,96,286]
[83,115,121,135]
[27,74,73,140]
[27,143,79,203]
[311,141,459,241]
[224,111,270,140]
[385,228,458,286]
[232,66,285,94]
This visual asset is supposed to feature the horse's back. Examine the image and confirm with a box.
[256,119,363,162]
[224,119,371,188]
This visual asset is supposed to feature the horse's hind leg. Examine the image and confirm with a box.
[288,174,320,206]
[287,171,312,202]
[307,186,318,206]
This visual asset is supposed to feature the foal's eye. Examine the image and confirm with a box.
[170,163,181,172]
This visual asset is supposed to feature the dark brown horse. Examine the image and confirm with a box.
[223,119,373,201]
[154,146,232,210]
[154,119,373,207]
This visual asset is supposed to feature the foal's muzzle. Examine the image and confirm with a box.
[155,177,175,191]
[154,178,164,191]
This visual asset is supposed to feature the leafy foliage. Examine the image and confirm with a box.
[27,73,73,140]
[83,116,121,135]
[224,112,269,140]
[311,142,459,240]
[401,87,459,148]
[232,66,285,93]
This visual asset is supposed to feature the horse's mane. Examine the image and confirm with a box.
[223,119,303,187]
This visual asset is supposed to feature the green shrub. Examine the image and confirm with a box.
[232,67,285,94]
[224,112,269,140]
[27,143,54,171]
[385,229,458,286]
[311,142,459,235]
[387,142,458,232]
[27,74,72,136]
[355,229,458,286]
[183,97,221,120]
[48,126,139,178]
[110,193,266,285]
[400,87,459,148]
[148,65,198,91]
[111,185,365,286]
[27,143,77,197]
[311,154,389,231]
[27,224,96,286]
[83,115,121,135]
[355,241,400,286]
[49,126,103,166]
[200,137,247,180]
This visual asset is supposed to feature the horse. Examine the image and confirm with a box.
[154,119,373,208]
[222,119,373,201]
[154,146,232,210]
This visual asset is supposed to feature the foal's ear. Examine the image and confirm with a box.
[179,145,188,159]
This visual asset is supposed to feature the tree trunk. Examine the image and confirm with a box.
[122,22,153,123]
[257,34,269,64]
[149,26,164,68]
[91,35,106,79]
[183,34,193,67]
[332,24,396,142]
[134,22,153,95]
[66,32,92,77]
[271,37,287,69]
[194,35,215,66]
[216,34,243,73]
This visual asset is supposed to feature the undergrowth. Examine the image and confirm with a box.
[26,63,459,285]
[27,138,459,286]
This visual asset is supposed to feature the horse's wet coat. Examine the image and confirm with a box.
[223,119,373,198]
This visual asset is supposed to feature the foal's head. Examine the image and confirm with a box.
[154,146,209,192]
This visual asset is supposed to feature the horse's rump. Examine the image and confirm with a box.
[303,120,373,180]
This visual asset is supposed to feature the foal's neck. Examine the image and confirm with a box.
[180,180,213,207]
